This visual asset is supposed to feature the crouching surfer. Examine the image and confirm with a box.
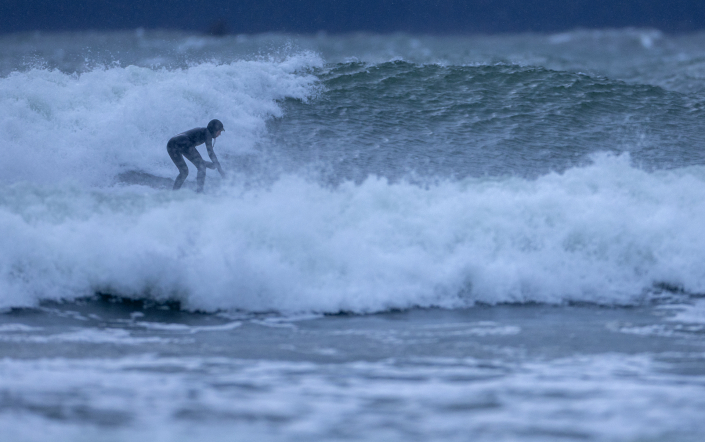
[167,119,226,192]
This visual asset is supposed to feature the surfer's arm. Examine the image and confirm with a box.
[205,140,226,178]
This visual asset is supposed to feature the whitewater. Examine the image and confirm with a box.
[1,29,705,441]
[4,154,705,313]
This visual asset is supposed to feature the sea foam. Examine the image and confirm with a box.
[1,153,704,313]
[0,53,322,185]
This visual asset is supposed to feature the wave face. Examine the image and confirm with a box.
[2,30,705,313]
[269,61,705,183]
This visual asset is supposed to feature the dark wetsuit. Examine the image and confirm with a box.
[167,127,224,192]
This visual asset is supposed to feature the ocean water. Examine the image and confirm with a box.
[1,29,705,441]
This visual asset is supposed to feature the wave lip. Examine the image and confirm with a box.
[0,52,322,186]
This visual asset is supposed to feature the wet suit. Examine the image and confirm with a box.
[167,127,225,192]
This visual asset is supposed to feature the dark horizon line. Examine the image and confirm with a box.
[3,0,705,36]
[1,25,700,37]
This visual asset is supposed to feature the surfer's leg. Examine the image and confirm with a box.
[183,146,207,193]
[167,140,189,190]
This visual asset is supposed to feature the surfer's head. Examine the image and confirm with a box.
[207,119,225,138]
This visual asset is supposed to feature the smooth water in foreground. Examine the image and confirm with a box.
[1,29,705,441]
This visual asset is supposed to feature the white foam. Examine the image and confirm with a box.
[0,53,322,186]
[0,328,184,344]
[134,321,242,333]
[0,324,42,332]
[1,153,705,313]
[667,299,705,325]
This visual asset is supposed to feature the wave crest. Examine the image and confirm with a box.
[0,53,322,186]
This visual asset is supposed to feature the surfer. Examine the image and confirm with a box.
[167,119,226,192]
